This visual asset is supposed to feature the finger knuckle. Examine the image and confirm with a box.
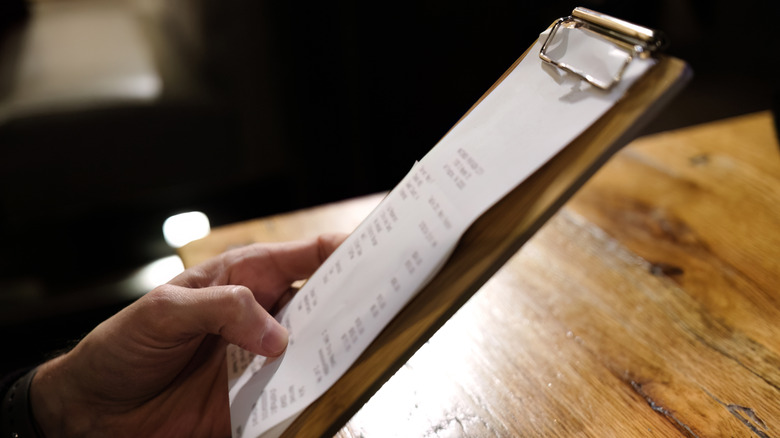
[221,285,256,309]
[138,284,183,323]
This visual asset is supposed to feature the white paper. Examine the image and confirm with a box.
[229,31,655,438]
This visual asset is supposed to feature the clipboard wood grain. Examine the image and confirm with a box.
[281,47,691,436]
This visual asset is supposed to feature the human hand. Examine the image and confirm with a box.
[29,234,344,438]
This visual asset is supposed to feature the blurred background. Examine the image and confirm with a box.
[1,0,778,374]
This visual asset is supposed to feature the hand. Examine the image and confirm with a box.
[29,234,344,438]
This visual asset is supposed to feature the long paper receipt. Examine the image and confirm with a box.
[229,34,655,437]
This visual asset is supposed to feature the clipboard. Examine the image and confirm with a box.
[275,8,691,437]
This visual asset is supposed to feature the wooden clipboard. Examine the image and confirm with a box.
[280,13,691,438]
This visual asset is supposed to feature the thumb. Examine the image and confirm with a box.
[148,284,289,357]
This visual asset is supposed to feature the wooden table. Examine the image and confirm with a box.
[180,112,780,437]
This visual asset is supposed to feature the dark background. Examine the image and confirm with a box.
[1,0,778,374]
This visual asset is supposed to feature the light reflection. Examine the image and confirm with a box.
[90,73,162,101]
[346,306,484,437]
[132,255,185,292]
[163,211,211,248]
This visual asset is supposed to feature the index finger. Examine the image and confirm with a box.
[229,233,346,289]
[172,233,346,308]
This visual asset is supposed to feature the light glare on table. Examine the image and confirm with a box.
[163,211,210,248]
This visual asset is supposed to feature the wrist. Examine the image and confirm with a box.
[30,355,94,438]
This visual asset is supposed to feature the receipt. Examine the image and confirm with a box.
[229,33,655,438]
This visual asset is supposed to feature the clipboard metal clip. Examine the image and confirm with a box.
[540,7,666,90]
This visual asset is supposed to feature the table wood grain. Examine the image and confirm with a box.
[180,111,779,437]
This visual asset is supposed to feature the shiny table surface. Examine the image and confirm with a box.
[180,112,780,437]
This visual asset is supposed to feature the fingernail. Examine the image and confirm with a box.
[261,318,289,356]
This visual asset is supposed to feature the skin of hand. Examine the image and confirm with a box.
[29,234,345,438]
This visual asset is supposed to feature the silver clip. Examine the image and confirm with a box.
[539,7,666,90]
